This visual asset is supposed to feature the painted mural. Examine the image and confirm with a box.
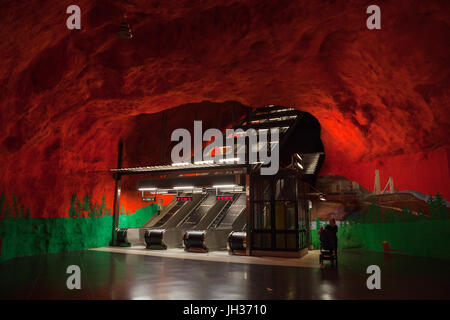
[311,172,450,260]
[0,192,158,262]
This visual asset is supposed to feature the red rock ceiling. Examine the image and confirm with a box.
[0,0,449,217]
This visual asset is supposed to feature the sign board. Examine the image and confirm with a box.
[142,196,157,202]
[217,195,233,201]
[177,196,192,201]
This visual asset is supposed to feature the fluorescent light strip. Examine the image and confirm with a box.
[194,160,214,165]
[138,187,157,191]
[213,184,237,189]
[219,158,240,163]
[217,187,244,192]
[173,186,194,190]
[171,162,190,166]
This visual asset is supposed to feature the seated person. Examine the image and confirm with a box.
[318,218,338,251]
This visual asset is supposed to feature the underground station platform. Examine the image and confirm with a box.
[1,106,448,301]
[1,0,450,310]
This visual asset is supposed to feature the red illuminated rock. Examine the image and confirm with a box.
[0,0,448,217]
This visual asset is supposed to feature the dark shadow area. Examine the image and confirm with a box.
[1,249,449,300]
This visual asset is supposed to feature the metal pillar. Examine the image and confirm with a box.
[111,140,123,246]
[246,173,252,256]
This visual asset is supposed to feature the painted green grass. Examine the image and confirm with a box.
[312,219,450,260]
[311,193,450,260]
[119,204,157,228]
[0,194,157,262]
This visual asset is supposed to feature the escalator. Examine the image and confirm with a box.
[148,201,185,228]
[177,193,218,229]
[118,193,205,246]
[183,193,247,252]
[145,192,227,249]
[209,197,237,229]
[214,194,246,230]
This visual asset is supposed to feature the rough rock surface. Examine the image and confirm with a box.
[0,0,449,217]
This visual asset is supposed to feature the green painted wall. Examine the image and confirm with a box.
[311,219,450,260]
[311,193,450,260]
[0,193,158,262]
[119,204,157,228]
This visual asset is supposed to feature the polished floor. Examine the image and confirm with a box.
[0,249,449,299]
[91,246,320,268]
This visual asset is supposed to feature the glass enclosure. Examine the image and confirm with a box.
[251,171,310,251]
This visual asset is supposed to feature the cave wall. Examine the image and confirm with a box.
[0,0,449,221]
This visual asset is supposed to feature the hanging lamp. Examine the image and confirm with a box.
[118,14,133,39]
